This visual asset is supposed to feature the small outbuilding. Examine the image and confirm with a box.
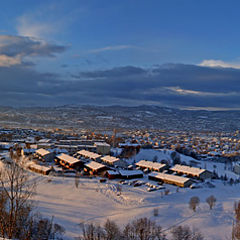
[95,142,111,155]
[106,170,120,179]
[118,170,143,179]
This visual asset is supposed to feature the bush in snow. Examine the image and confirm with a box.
[189,196,200,212]
[171,151,181,165]
[206,195,216,210]
[165,189,170,195]
[153,208,159,217]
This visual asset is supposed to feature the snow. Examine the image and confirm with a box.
[27,162,52,172]
[101,155,120,165]
[57,153,80,165]
[118,169,143,177]
[35,148,51,156]
[136,160,166,171]
[3,149,240,239]
[84,161,105,171]
[32,174,240,240]
[77,150,101,159]
[171,164,206,176]
[149,171,190,184]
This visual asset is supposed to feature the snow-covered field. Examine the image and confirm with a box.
[2,149,239,239]
[33,174,239,240]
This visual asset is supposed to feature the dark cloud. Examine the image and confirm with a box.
[0,35,66,57]
[72,66,146,79]
[1,63,240,109]
[0,35,67,66]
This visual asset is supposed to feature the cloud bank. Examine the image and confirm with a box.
[0,63,240,109]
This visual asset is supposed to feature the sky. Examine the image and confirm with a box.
[0,0,240,109]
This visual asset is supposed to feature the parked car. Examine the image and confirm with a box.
[147,187,157,192]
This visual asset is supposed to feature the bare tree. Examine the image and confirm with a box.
[80,222,105,240]
[153,208,159,217]
[153,155,158,162]
[171,151,181,165]
[116,184,122,196]
[31,216,65,240]
[206,195,216,210]
[235,201,240,222]
[232,221,240,240]
[0,160,35,239]
[189,196,200,212]
[75,172,80,188]
[233,201,240,239]
[165,189,170,195]
[123,217,166,240]
[104,219,121,240]
[0,160,64,239]
[171,225,204,240]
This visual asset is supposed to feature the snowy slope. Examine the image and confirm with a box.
[32,173,239,240]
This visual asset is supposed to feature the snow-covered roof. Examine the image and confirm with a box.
[38,139,51,143]
[85,161,106,171]
[119,143,140,147]
[170,164,206,176]
[149,171,190,184]
[136,160,166,171]
[94,142,110,147]
[57,153,80,165]
[28,162,52,172]
[101,155,120,164]
[77,150,101,159]
[119,170,143,177]
[35,148,51,156]
[107,170,119,175]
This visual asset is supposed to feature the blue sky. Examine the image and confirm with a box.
[0,0,240,108]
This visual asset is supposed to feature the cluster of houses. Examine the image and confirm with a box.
[0,127,216,188]
[120,129,240,160]
[29,146,213,188]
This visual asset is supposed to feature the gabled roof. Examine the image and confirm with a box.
[171,164,206,176]
[101,155,120,164]
[118,170,143,177]
[57,153,80,165]
[77,150,101,159]
[85,161,106,171]
[149,171,190,184]
[35,148,51,156]
[27,162,52,172]
[94,142,110,147]
[136,160,166,170]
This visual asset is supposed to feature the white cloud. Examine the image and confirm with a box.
[89,45,133,53]
[199,59,240,69]
[165,86,237,97]
[16,15,55,39]
[0,54,21,67]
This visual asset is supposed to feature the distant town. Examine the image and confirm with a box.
[1,107,240,189]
